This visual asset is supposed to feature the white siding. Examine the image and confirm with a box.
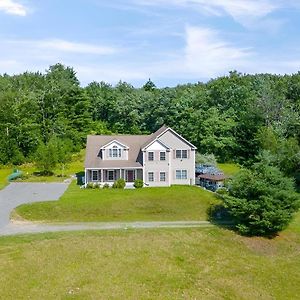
[158,130,195,185]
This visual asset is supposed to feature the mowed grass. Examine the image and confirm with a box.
[0,213,299,300]
[15,182,217,222]
[218,163,240,176]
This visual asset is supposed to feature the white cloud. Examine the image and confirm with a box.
[4,39,118,56]
[0,28,300,86]
[132,25,300,82]
[0,0,28,16]
[128,0,284,28]
[135,0,277,16]
[68,26,254,83]
[0,38,120,84]
[34,39,117,55]
[183,26,252,76]
[205,0,277,19]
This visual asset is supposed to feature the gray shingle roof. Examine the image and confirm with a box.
[140,124,168,150]
[84,134,150,168]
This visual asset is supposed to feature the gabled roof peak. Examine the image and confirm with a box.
[100,139,129,149]
[144,138,170,151]
[142,125,197,150]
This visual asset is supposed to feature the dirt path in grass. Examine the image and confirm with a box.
[0,221,212,236]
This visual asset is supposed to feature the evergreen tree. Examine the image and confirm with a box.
[223,163,299,236]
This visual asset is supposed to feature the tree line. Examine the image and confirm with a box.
[0,64,299,177]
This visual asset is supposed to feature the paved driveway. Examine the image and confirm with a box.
[0,182,69,230]
[0,182,212,236]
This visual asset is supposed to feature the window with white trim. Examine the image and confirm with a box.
[148,151,154,161]
[92,170,98,181]
[160,151,166,161]
[108,170,114,181]
[176,170,187,179]
[176,150,188,159]
[109,146,122,158]
[148,172,154,182]
[160,172,166,182]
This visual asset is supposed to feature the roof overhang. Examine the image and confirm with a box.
[142,138,171,151]
[100,139,129,150]
[142,127,197,150]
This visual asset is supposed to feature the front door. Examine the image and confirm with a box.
[126,170,134,182]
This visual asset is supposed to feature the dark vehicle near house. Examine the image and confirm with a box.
[195,164,226,191]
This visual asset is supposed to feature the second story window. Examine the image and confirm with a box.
[176,149,188,159]
[109,146,121,158]
[160,152,166,161]
[148,151,154,161]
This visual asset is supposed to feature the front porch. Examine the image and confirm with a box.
[85,168,143,185]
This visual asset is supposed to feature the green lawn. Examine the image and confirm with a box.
[218,163,240,176]
[0,151,84,188]
[0,213,299,299]
[15,183,217,222]
[0,167,11,190]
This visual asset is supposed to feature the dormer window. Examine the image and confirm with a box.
[109,146,122,158]
[101,140,129,161]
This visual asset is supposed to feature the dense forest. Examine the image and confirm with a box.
[0,63,299,184]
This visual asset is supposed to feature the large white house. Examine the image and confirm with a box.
[84,125,196,187]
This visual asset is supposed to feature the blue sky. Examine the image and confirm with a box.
[1,0,300,87]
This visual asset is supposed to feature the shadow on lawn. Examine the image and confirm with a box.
[207,203,279,239]
[207,204,235,229]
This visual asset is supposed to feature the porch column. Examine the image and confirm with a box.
[84,169,87,185]
[101,169,103,182]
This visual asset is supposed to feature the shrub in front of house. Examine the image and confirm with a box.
[102,183,110,189]
[134,179,144,188]
[86,182,100,189]
[112,178,126,189]
[94,183,101,189]
[86,182,94,189]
